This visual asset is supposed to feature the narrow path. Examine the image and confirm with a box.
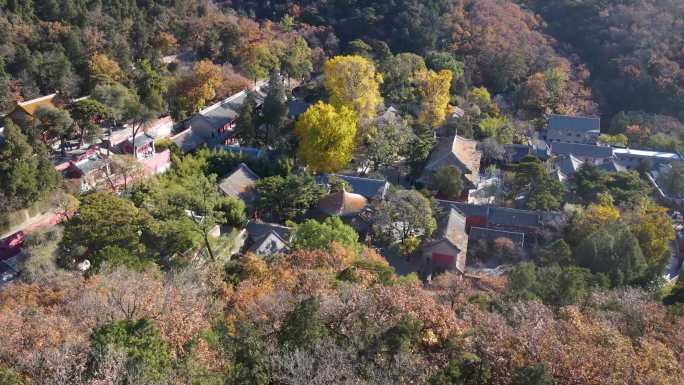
[0,210,64,240]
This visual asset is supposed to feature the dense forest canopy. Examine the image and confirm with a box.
[231,0,591,94]
[235,0,454,54]
[523,0,684,119]
[5,0,683,128]
[0,0,206,105]
[232,0,684,129]
[0,0,594,112]
[1,1,684,384]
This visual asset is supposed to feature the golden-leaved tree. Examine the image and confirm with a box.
[294,101,357,173]
[168,60,222,119]
[418,69,452,128]
[88,53,123,86]
[629,198,675,275]
[323,55,383,129]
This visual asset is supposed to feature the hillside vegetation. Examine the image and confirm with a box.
[1,1,684,384]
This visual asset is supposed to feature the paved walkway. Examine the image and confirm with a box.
[0,210,64,240]
[378,247,424,277]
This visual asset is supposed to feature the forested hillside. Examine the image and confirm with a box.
[0,0,307,118]
[521,0,684,152]
[0,0,200,108]
[1,1,684,384]
[524,0,684,119]
[232,0,596,113]
[2,257,683,385]
[233,0,684,148]
[4,0,684,125]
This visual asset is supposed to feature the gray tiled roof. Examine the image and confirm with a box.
[75,156,106,175]
[424,207,469,272]
[199,88,267,131]
[614,148,680,161]
[504,144,532,163]
[172,85,268,152]
[598,159,628,173]
[171,128,208,153]
[129,133,155,147]
[551,142,614,158]
[245,220,291,242]
[247,230,290,256]
[555,154,584,176]
[438,200,544,228]
[549,115,600,132]
[328,174,390,200]
[424,136,482,185]
[202,102,239,129]
[439,208,468,250]
[488,207,542,227]
[212,145,266,159]
[218,163,260,203]
[439,200,488,217]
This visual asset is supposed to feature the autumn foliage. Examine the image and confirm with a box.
[0,268,211,383]
[167,60,223,119]
[418,69,453,128]
[324,55,384,128]
[294,101,357,173]
[2,241,681,384]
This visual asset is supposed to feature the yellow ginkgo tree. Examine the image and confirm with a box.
[294,101,357,173]
[417,69,452,128]
[323,55,383,129]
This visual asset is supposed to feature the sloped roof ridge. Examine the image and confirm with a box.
[234,162,260,179]
[332,173,387,182]
[18,93,57,106]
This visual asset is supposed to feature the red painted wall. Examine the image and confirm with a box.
[432,252,455,269]
[465,216,487,231]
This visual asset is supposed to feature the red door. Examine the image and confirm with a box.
[432,253,455,269]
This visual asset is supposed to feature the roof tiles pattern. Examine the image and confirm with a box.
[328,174,390,200]
[549,114,600,132]
[218,163,260,203]
[425,136,482,184]
[551,142,614,158]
